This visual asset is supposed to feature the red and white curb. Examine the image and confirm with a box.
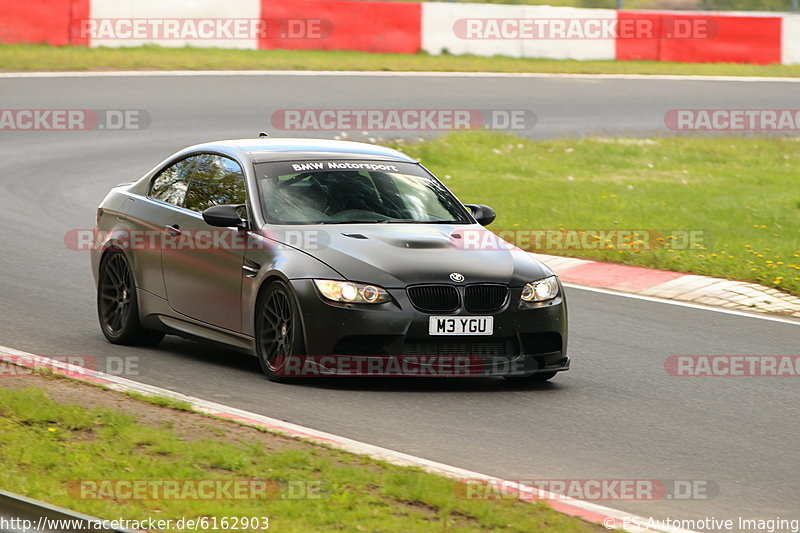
[0,344,695,533]
[535,253,800,319]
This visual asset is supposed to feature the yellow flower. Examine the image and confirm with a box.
[47,428,56,432]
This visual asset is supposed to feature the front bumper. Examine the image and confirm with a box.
[286,279,569,378]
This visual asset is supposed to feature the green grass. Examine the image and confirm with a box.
[124,391,194,412]
[0,385,603,532]
[387,132,800,297]
[2,44,800,77]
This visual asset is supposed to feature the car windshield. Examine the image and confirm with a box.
[255,160,472,225]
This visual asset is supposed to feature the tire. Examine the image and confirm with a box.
[504,371,558,383]
[97,251,165,346]
[255,280,305,382]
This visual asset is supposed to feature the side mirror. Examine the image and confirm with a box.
[465,204,496,227]
[202,205,246,229]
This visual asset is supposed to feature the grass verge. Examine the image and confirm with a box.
[0,373,603,533]
[387,132,800,297]
[1,44,800,77]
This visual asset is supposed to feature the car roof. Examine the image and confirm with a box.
[191,138,418,164]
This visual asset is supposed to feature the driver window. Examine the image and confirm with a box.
[184,154,248,217]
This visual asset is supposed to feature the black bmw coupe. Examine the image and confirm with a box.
[91,137,568,382]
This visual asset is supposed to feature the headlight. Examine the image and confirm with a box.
[314,279,391,304]
[521,276,559,302]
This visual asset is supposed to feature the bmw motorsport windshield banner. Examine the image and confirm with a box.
[256,160,430,178]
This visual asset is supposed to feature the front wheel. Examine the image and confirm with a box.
[255,280,305,382]
[97,251,164,346]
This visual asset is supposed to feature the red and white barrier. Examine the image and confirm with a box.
[0,0,88,46]
[260,0,421,54]
[1,0,798,65]
[521,6,617,61]
[616,11,782,64]
[89,0,261,49]
[783,14,800,64]
[423,3,526,58]
[422,3,616,60]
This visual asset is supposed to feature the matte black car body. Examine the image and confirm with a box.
[91,138,568,381]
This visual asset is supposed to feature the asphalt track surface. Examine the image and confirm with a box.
[1,73,799,525]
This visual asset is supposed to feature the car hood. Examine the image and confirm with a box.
[262,224,553,288]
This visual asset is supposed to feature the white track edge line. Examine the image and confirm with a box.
[0,345,697,533]
[563,282,800,326]
[0,70,798,83]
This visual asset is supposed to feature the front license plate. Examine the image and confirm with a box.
[429,316,494,336]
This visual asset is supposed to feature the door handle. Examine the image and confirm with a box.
[164,224,181,236]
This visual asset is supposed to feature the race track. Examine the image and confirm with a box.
[1,72,799,524]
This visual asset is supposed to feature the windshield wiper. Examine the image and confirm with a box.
[324,219,391,224]
[385,219,461,224]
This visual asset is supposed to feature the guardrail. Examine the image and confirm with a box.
[1,0,799,64]
[0,489,136,533]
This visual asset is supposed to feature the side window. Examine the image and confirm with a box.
[184,154,247,215]
[149,157,195,206]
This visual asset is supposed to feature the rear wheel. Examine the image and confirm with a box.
[256,280,304,382]
[97,251,164,346]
